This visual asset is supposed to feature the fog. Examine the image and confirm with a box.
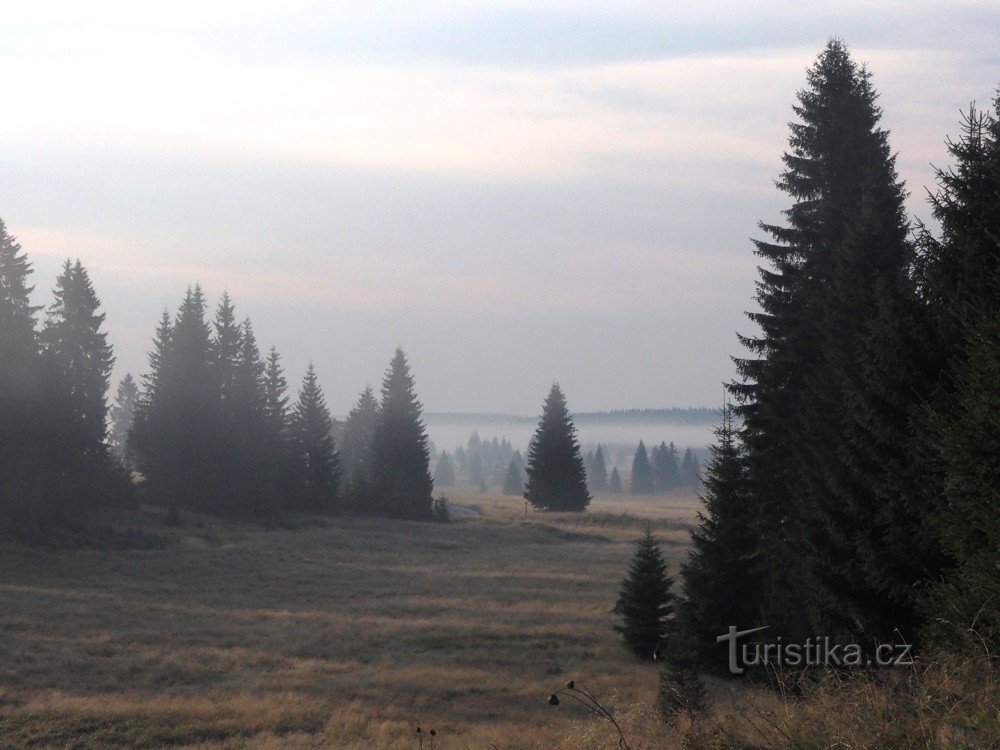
[6,3,998,414]
[424,414,716,465]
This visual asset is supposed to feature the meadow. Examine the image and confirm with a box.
[0,492,703,749]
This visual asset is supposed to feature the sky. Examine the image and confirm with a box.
[4,1,999,415]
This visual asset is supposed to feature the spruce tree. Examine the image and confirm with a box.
[133,286,216,511]
[0,220,48,530]
[261,346,297,508]
[41,259,125,513]
[229,320,269,517]
[291,363,340,513]
[341,385,380,509]
[109,373,138,468]
[731,40,929,640]
[615,524,676,660]
[369,349,434,519]
[434,451,456,487]
[630,441,654,495]
[679,403,761,669]
[502,458,525,496]
[41,259,115,451]
[211,292,241,417]
[679,448,700,487]
[918,96,1000,651]
[524,383,590,512]
[589,444,609,493]
[609,467,623,494]
[263,346,290,441]
[922,313,1000,651]
[652,441,680,491]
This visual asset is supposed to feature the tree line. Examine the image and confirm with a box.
[0,244,439,536]
[614,41,999,680]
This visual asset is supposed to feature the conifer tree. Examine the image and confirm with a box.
[615,524,676,660]
[918,96,1000,650]
[652,441,680,491]
[468,452,486,488]
[0,220,48,529]
[524,383,590,512]
[229,320,269,516]
[679,448,700,487]
[42,259,115,450]
[589,444,609,493]
[679,403,761,669]
[211,292,241,417]
[40,259,125,512]
[730,40,928,640]
[434,451,456,487]
[609,467,623,494]
[341,385,380,508]
[502,458,525,496]
[922,313,1000,651]
[369,349,434,519]
[263,347,290,442]
[132,286,216,510]
[138,310,172,407]
[291,363,340,513]
[109,373,138,468]
[630,441,654,495]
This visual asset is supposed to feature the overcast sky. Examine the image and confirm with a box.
[5,1,999,414]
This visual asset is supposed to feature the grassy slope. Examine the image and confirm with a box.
[0,492,700,749]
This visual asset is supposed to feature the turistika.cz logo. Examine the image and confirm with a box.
[717,626,915,675]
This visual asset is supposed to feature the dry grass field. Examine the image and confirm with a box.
[0,492,704,749]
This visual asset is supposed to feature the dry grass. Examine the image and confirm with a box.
[4,491,996,749]
[0,491,698,749]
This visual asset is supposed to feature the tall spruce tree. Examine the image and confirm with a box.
[109,373,139,468]
[261,346,297,508]
[132,286,217,511]
[42,259,115,451]
[731,40,929,641]
[41,259,125,512]
[290,363,340,513]
[369,349,434,519]
[918,96,1000,651]
[615,524,676,660]
[229,320,270,517]
[524,383,590,512]
[0,220,50,530]
[922,313,1000,651]
[211,292,241,418]
[678,403,761,669]
[630,441,654,495]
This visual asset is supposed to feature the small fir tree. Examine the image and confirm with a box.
[615,524,676,660]
[109,373,139,468]
[609,467,623,494]
[589,444,609,493]
[434,451,456,487]
[630,440,654,495]
[524,384,590,512]
[502,458,525,496]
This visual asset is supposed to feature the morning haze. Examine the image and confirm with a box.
[2,4,999,749]
[6,2,998,414]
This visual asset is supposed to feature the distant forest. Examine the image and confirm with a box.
[426,408,718,425]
